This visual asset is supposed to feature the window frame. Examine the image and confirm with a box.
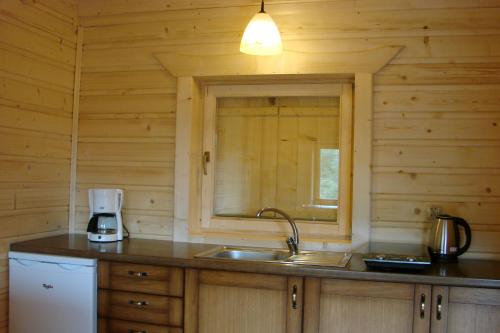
[200,83,353,241]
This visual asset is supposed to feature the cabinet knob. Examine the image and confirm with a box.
[129,330,147,333]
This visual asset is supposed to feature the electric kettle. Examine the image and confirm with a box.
[428,214,472,262]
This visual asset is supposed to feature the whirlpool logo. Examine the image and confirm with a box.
[42,283,54,290]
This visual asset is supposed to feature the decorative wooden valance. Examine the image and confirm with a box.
[155,46,403,77]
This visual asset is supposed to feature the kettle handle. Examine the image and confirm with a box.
[454,217,472,256]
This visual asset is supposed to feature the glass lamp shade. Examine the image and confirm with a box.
[240,12,283,56]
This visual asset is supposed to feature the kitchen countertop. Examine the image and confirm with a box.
[10,234,500,288]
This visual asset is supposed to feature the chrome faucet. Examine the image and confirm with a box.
[256,207,299,255]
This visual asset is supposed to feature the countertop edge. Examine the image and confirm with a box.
[10,240,500,289]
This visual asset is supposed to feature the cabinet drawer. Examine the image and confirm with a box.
[99,318,183,333]
[99,290,183,327]
[99,261,184,297]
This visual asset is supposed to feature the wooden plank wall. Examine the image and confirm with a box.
[0,0,78,330]
[77,0,500,258]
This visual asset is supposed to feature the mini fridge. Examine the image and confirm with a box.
[9,251,97,333]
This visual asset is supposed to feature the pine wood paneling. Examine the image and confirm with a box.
[77,0,500,257]
[311,279,416,333]
[0,1,77,331]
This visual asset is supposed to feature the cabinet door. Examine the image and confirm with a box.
[303,278,426,333]
[431,286,500,333]
[184,269,303,333]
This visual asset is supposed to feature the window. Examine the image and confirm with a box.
[316,147,339,206]
[213,96,340,222]
[200,83,353,240]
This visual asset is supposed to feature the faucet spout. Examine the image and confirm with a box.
[256,207,299,255]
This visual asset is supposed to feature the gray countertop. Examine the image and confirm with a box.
[10,234,500,288]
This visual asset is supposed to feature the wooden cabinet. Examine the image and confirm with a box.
[184,269,303,333]
[303,278,500,333]
[99,262,184,296]
[98,318,183,333]
[98,261,185,333]
[96,261,499,333]
[303,278,427,333]
[431,286,500,333]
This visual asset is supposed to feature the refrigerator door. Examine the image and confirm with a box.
[9,252,97,333]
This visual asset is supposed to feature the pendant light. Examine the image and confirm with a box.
[240,0,283,56]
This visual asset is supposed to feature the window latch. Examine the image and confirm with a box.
[203,151,210,175]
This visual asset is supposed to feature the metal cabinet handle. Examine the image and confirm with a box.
[436,294,443,320]
[128,270,148,277]
[420,293,426,319]
[292,285,298,309]
[129,330,147,333]
[203,151,210,175]
[129,300,148,307]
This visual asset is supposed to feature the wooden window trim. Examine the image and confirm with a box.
[173,74,373,249]
[198,83,352,241]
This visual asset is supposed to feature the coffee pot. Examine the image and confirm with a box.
[87,189,124,242]
[428,214,472,262]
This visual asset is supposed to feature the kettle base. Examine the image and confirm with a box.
[428,247,458,263]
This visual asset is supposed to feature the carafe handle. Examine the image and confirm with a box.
[454,217,472,256]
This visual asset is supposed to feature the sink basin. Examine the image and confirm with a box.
[195,246,352,268]
[195,246,290,263]
[288,251,352,268]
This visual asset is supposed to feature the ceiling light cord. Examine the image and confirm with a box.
[260,0,265,13]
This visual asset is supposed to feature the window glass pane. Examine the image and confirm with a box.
[213,96,340,222]
[319,149,339,201]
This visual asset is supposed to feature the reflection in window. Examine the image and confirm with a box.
[319,148,339,201]
[214,96,340,222]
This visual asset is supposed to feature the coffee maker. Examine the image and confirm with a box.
[87,189,124,242]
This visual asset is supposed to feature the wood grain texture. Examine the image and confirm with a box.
[99,318,183,333]
[0,0,77,331]
[76,0,500,256]
[155,46,402,76]
[184,269,199,333]
[99,289,183,326]
[194,269,302,333]
[441,287,500,333]
[413,284,432,333]
[99,261,184,297]
[317,279,416,333]
[303,277,321,333]
[430,286,449,333]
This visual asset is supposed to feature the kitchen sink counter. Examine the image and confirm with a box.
[10,234,500,288]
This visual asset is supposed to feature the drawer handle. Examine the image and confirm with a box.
[129,300,149,307]
[420,293,426,319]
[291,285,298,309]
[129,331,147,333]
[128,270,148,277]
[436,294,443,320]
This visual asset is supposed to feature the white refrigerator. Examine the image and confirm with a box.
[9,251,97,333]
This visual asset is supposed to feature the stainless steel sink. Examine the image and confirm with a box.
[195,246,290,263]
[288,251,352,268]
[195,246,352,268]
